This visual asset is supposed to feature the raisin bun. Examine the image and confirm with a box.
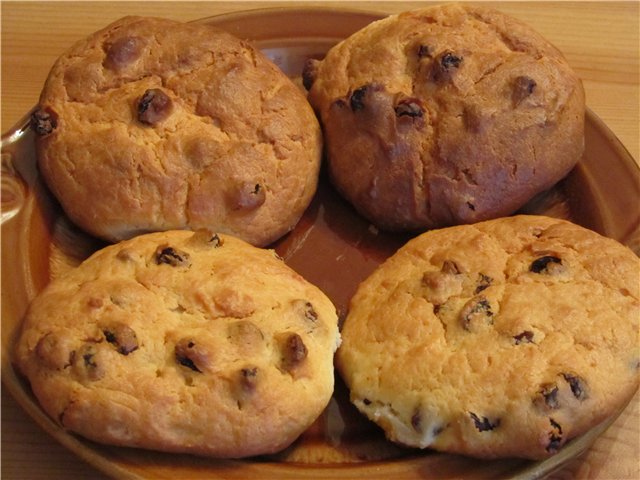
[304,4,585,232]
[15,229,340,457]
[32,16,322,246]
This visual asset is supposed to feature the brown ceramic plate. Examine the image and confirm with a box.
[2,7,639,480]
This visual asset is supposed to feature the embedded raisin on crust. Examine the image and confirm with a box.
[432,51,462,82]
[138,88,173,125]
[281,333,308,372]
[239,366,259,393]
[513,330,535,344]
[116,248,135,262]
[411,409,422,432]
[35,333,72,370]
[469,412,500,432]
[535,383,560,410]
[190,229,224,247]
[174,339,209,373]
[104,36,144,71]
[562,373,588,401]
[72,344,105,381]
[441,260,461,275]
[475,273,493,293]
[102,323,138,355]
[417,44,432,58]
[231,182,266,210]
[302,58,320,90]
[460,295,494,331]
[292,299,318,323]
[546,418,563,453]
[394,98,424,119]
[530,255,563,274]
[30,108,58,136]
[512,75,537,106]
[350,84,372,111]
[155,245,191,267]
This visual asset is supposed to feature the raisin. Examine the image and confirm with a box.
[239,366,259,392]
[363,398,372,406]
[104,36,144,70]
[302,58,319,90]
[394,98,424,118]
[232,182,266,210]
[155,245,191,267]
[293,300,318,322]
[175,340,208,373]
[137,88,172,125]
[417,44,432,58]
[539,384,560,409]
[30,108,58,136]
[73,344,105,381]
[561,373,588,401]
[512,75,537,105]
[350,85,369,111]
[546,418,563,453]
[513,330,534,344]
[441,260,461,274]
[208,233,223,247]
[469,412,500,432]
[466,202,476,211]
[103,323,138,355]
[411,410,422,432]
[530,256,562,274]
[281,333,308,371]
[475,273,493,293]
[460,295,493,331]
[432,51,463,82]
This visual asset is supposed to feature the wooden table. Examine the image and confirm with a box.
[2,2,638,479]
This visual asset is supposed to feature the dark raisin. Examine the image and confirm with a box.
[512,75,537,105]
[232,182,266,210]
[441,260,461,274]
[540,384,560,409]
[138,88,173,125]
[155,245,191,267]
[303,301,318,322]
[475,273,493,293]
[394,98,424,118]
[433,304,442,314]
[363,398,372,406]
[460,295,493,331]
[432,425,445,436]
[417,44,432,58]
[175,340,207,373]
[466,202,476,211]
[432,51,463,82]
[513,330,535,344]
[350,85,369,111]
[240,366,259,392]
[104,36,144,70]
[30,108,58,136]
[561,373,588,401]
[411,410,422,432]
[469,412,500,432]
[530,256,562,274]
[102,323,138,355]
[281,333,308,371]
[546,418,563,453]
[209,233,223,247]
[73,344,105,381]
[302,58,319,91]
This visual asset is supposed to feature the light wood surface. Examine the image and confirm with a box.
[2,2,638,479]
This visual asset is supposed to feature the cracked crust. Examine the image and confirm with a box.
[14,229,340,458]
[305,4,585,231]
[336,215,639,459]
[34,16,322,246]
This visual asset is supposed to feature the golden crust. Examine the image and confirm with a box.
[336,215,639,459]
[306,4,585,231]
[15,230,340,458]
[35,16,322,246]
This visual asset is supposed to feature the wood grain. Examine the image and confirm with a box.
[2,2,638,479]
